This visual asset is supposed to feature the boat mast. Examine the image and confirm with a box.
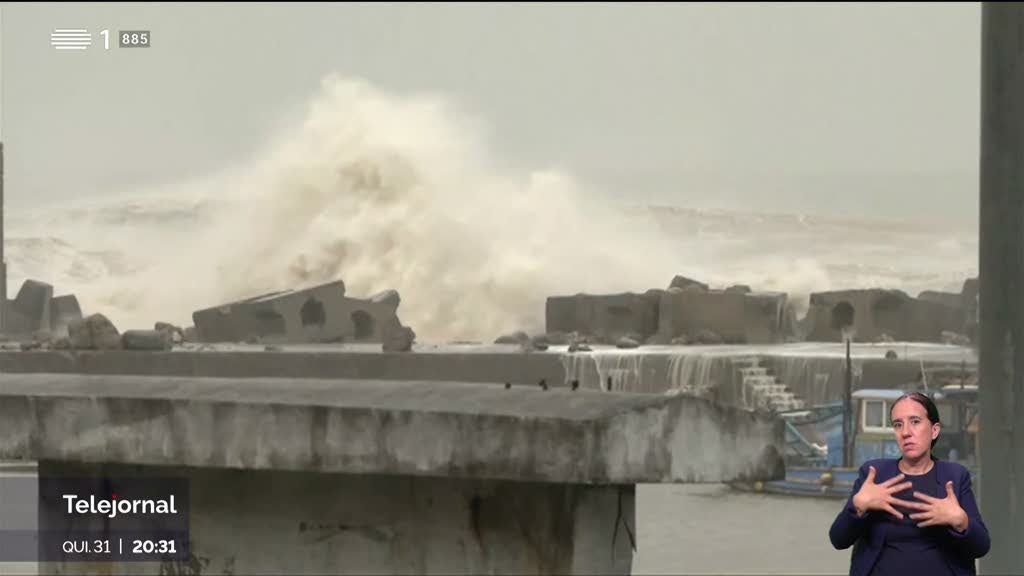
[843,335,852,468]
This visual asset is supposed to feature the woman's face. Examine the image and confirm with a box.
[890,397,939,461]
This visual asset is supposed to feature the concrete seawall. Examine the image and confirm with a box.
[0,343,973,397]
[0,349,566,386]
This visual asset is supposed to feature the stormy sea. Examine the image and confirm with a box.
[5,75,977,344]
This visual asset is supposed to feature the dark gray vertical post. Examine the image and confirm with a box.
[844,337,853,468]
[979,3,1024,573]
[0,141,6,331]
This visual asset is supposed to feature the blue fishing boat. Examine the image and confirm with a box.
[732,383,981,499]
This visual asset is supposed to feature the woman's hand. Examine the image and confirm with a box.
[851,466,913,520]
[902,481,970,532]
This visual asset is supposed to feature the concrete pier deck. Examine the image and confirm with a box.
[0,371,783,575]
[0,373,783,484]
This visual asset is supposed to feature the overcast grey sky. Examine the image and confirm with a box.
[0,2,981,221]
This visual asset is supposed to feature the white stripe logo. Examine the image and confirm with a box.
[51,28,91,50]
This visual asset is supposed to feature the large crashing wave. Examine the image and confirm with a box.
[4,75,978,342]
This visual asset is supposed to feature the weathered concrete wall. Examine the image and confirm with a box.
[546,292,660,343]
[0,374,785,485]
[40,462,636,576]
[192,281,405,345]
[0,350,568,386]
[802,289,964,343]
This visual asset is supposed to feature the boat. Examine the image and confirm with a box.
[732,382,981,499]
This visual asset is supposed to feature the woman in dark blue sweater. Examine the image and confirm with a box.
[829,392,990,576]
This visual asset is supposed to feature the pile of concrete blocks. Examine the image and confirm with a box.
[48,314,178,351]
[544,291,661,345]
[656,283,789,345]
[800,288,967,343]
[544,275,789,345]
[2,279,83,338]
[67,313,125,350]
[191,280,415,350]
[544,274,980,346]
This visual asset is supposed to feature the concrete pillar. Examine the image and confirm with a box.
[40,462,636,576]
[0,141,6,332]
[979,3,1024,573]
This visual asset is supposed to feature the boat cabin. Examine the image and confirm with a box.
[847,385,979,467]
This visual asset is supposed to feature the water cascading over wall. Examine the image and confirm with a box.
[559,349,873,411]
[559,350,740,397]
[759,355,854,407]
[560,349,967,410]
